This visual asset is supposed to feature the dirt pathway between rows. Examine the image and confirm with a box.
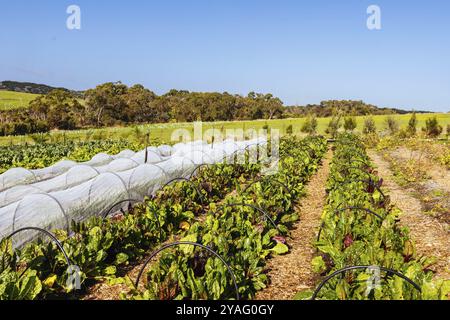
[390,146,450,191]
[255,150,332,300]
[368,151,450,280]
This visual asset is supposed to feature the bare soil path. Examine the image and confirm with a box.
[369,150,450,280]
[255,150,332,300]
[391,146,450,191]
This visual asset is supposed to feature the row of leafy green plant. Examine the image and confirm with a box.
[123,136,328,300]
[0,139,144,173]
[0,161,259,299]
[0,136,326,300]
[297,133,449,300]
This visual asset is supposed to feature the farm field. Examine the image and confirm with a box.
[2,0,450,307]
[1,112,449,146]
[0,133,448,300]
[0,91,40,111]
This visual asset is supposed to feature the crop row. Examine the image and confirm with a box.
[0,136,326,300]
[299,133,449,300]
[0,153,259,299]
[124,136,327,300]
[0,139,143,173]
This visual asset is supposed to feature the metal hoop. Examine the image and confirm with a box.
[103,198,163,239]
[160,178,205,206]
[6,227,71,267]
[311,265,422,300]
[214,203,279,232]
[317,206,384,241]
[135,241,240,300]
[189,163,214,179]
[243,176,291,195]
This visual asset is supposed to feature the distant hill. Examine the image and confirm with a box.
[285,100,430,117]
[0,81,82,96]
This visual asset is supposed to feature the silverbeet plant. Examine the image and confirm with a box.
[124,137,327,300]
[0,136,327,300]
[297,133,449,300]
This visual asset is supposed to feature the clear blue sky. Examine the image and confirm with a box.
[1,0,449,112]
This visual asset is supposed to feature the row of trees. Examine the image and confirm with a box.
[299,112,448,138]
[1,82,445,138]
[285,100,409,118]
[0,82,286,135]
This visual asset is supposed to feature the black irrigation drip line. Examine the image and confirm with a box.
[189,163,214,179]
[317,206,384,241]
[6,227,71,268]
[103,198,141,219]
[214,203,279,232]
[242,176,291,195]
[161,177,205,206]
[134,241,240,300]
[311,265,422,300]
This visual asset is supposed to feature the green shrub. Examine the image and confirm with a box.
[422,117,443,138]
[363,117,377,134]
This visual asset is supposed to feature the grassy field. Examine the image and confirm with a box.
[1,112,448,146]
[0,90,40,110]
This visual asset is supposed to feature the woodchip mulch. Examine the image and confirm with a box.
[255,150,332,300]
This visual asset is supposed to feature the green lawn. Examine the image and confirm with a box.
[1,113,448,146]
[0,90,40,110]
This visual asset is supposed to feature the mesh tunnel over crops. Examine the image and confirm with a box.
[0,138,266,247]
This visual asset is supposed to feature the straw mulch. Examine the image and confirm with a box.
[255,150,332,300]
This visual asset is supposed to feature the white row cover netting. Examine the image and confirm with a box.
[0,146,173,192]
[0,138,265,247]
[0,150,165,207]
